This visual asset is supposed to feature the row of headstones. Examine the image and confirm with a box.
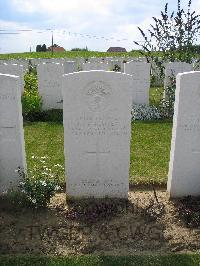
[1,56,199,74]
[0,56,147,67]
[37,60,151,110]
[0,70,200,198]
[0,60,195,111]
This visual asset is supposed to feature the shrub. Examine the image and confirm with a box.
[23,109,63,122]
[159,74,176,119]
[22,69,42,120]
[132,104,161,120]
[15,156,62,208]
[112,64,121,72]
[18,178,60,208]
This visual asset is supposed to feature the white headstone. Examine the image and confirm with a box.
[124,61,151,105]
[0,64,25,93]
[0,74,26,194]
[88,57,101,63]
[164,62,193,88]
[63,61,76,74]
[168,71,200,198]
[82,62,110,71]
[150,60,164,87]
[62,71,132,198]
[37,62,64,110]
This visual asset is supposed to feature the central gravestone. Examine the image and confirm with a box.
[62,71,132,198]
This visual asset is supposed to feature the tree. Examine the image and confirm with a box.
[36,45,42,52]
[134,0,200,64]
[41,44,47,52]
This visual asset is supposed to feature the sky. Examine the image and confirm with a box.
[0,0,199,54]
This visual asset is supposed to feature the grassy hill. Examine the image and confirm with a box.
[0,50,143,60]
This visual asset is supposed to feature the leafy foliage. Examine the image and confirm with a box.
[22,63,42,120]
[18,178,60,208]
[159,75,176,119]
[36,44,47,52]
[135,0,200,63]
[112,63,121,72]
[16,157,62,208]
[134,0,200,82]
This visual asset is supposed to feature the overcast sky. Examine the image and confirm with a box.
[0,0,199,54]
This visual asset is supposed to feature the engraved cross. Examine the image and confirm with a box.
[86,141,110,177]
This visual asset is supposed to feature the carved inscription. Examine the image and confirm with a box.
[42,80,61,88]
[0,95,15,100]
[69,180,126,188]
[68,115,128,136]
[178,118,200,131]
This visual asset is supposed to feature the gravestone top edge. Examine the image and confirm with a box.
[176,71,200,79]
[63,70,133,77]
[0,73,19,79]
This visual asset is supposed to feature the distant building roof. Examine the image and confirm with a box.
[47,45,65,52]
[107,47,127,52]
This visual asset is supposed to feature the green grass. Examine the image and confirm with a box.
[0,254,200,266]
[24,120,172,186]
[130,121,172,185]
[0,50,143,60]
[24,122,64,183]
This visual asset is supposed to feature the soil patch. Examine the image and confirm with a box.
[0,190,199,255]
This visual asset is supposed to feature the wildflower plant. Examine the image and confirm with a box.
[17,156,62,208]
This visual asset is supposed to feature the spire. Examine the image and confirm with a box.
[51,31,54,55]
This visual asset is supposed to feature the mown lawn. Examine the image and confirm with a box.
[24,120,172,186]
[0,254,200,266]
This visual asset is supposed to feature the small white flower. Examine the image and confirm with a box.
[40,180,47,186]
[55,185,61,191]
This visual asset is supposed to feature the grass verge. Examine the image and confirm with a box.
[24,120,172,186]
[0,254,200,266]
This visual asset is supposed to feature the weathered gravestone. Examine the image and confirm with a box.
[82,62,110,71]
[164,62,193,88]
[0,74,26,194]
[124,61,151,105]
[168,71,200,198]
[0,64,25,94]
[62,71,132,198]
[88,57,101,64]
[37,62,64,110]
[63,61,76,74]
